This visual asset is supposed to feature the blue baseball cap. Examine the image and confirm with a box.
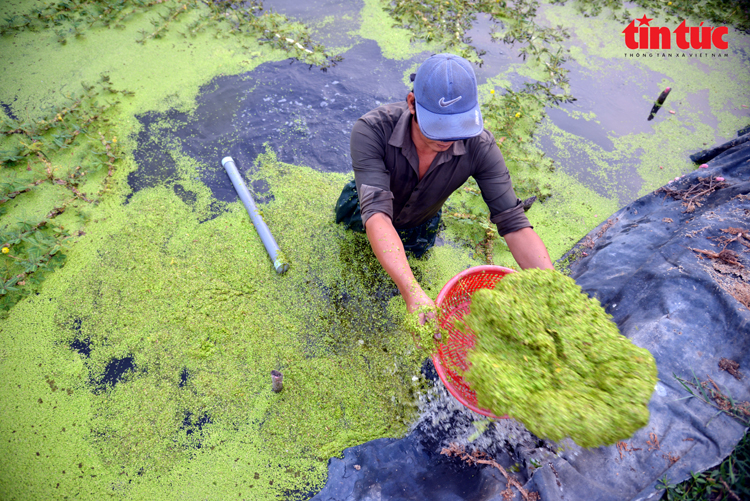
[413,53,483,141]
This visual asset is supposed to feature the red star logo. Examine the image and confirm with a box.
[636,15,653,26]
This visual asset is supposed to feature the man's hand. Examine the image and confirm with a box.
[407,290,440,339]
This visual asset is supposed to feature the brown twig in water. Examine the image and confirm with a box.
[441,443,540,501]
[36,153,95,203]
[475,226,496,264]
[0,178,45,204]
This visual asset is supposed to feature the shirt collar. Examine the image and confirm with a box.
[388,107,412,149]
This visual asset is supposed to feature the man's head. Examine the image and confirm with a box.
[409,53,483,142]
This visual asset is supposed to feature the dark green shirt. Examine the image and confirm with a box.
[351,102,530,236]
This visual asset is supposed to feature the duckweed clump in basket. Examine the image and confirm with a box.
[461,269,657,448]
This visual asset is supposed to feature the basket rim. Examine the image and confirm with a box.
[432,265,516,419]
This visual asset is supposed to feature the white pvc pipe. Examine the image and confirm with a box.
[222,156,289,274]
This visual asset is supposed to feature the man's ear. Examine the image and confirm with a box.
[406,92,416,115]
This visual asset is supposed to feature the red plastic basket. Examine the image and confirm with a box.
[432,265,516,419]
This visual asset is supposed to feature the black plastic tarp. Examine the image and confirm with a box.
[312,136,750,501]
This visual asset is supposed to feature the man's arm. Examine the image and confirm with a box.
[503,227,554,270]
[365,213,434,313]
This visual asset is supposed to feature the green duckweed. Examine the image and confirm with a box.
[462,269,657,448]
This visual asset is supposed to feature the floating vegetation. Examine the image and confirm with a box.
[460,269,657,447]
[385,0,573,103]
[0,76,130,314]
[443,90,554,263]
[0,147,477,498]
[1,0,342,69]
[550,0,750,32]
[443,183,502,264]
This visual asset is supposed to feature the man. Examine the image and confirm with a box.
[335,53,553,316]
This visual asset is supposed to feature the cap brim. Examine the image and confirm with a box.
[415,101,483,141]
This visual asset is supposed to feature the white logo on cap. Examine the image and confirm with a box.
[439,96,462,107]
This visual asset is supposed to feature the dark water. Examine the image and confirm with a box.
[266,0,364,47]
[92,356,136,393]
[534,26,750,204]
[130,40,425,204]
[1,100,17,120]
[127,10,547,204]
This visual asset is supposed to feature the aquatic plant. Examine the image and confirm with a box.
[443,91,554,263]
[0,76,128,314]
[385,0,573,103]
[0,145,473,498]
[442,183,501,264]
[197,0,343,70]
[0,0,342,69]
[460,269,657,447]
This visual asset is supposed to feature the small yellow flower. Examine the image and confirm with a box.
[515,112,521,118]
[2,247,9,254]
[56,114,62,121]
[490,89,495,94]
[667,1,672,4]
[112,137,117,143]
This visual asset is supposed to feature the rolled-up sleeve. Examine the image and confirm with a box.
[472,135,532,236]
[490,200,529,236]
[359,184,394,224]
[350,119,394,226]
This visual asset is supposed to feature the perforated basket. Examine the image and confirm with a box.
[432,265,516,419]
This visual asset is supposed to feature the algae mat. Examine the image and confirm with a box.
[0,148,478,499]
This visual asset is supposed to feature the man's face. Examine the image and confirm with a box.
[406,92,455,153]
[420,135,454,153]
